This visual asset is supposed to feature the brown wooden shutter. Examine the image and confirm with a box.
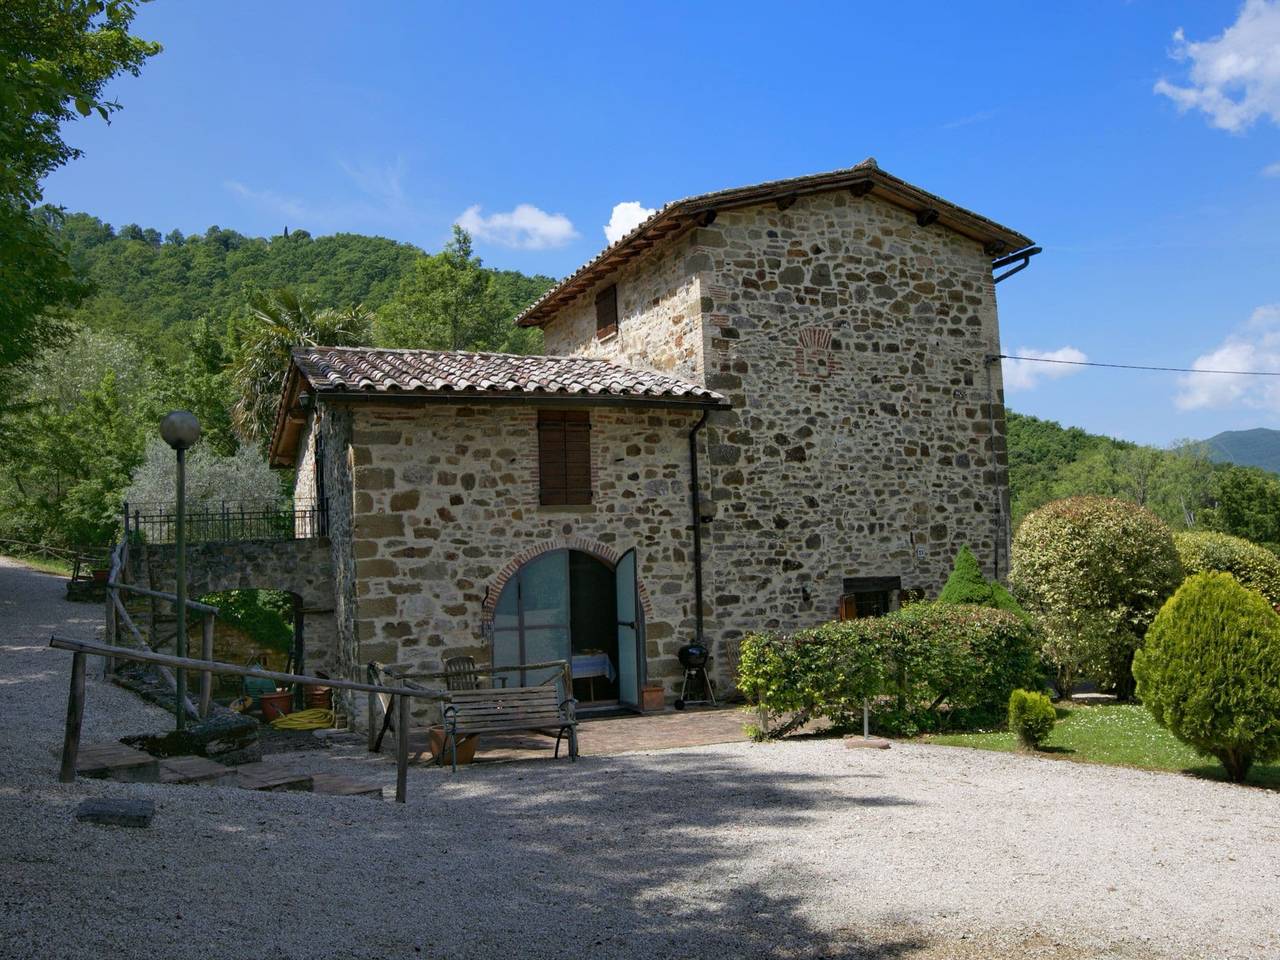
[538,410,592,505]
[595,285,618,339]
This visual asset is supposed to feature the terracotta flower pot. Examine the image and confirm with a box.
[641,684,666,712]
[260,690,293,722]
[428,725,478,765]
[304,685,332,710]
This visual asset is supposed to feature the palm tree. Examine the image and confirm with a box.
[229,288,371,445]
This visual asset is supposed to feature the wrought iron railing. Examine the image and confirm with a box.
[124,498,327,544]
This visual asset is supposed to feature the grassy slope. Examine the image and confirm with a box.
[924,703,1280,788]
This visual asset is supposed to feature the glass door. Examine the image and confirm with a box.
[615,548,643,708]
[492,550,571,691]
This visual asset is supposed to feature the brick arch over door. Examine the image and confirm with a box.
[481,536,655,624]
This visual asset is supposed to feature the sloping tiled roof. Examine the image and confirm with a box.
[293,346,728,405]
[515,158,1035,328]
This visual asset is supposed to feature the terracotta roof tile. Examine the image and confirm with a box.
[291,347,729,407]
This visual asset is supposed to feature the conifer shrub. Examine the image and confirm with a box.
[1133,572,1280,783]
[1174,531,1280,607]
[1010,496,1182,699]
[939,545,1029,620]
[1007,689,1056,750]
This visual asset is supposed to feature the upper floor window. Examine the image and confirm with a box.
[595,285,618,339]
[538,410,592,506]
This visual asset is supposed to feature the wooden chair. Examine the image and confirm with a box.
[444,655,484,691]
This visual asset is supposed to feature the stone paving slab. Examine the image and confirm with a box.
[74,798,155,828]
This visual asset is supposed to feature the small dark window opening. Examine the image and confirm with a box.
[838,575,902,620]
[595,284,618,339]
[313,431,328,535]
[538,410,592,506]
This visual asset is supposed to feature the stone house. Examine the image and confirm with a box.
[268,159,1034,714]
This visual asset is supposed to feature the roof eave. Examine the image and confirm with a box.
[515,166,1033,329]
[312,387,731,411]
[267,361,309,469]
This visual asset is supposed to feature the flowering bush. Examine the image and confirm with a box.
[1174,531,1280,607]
[738,602,1041,739]
[1134,572,1280,782]
[1010,496,1182,699]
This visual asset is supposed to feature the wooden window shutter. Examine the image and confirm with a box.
[538,410,592,505]
[595,285,618,339]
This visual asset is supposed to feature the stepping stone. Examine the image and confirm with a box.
[75,798,155,828]
[310,773,384,799]
[75,743,159,783]
[158,756,235,786]
[233,762,313,792]
[844,735,891,750]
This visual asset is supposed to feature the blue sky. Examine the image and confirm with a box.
[43,1,1280,446]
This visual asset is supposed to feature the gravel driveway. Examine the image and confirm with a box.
[2,556,1277,960]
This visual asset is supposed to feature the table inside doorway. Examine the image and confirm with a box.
[572,653,616,702]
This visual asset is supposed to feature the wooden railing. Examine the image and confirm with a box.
[103,534,219,719]
[50,636,446,803]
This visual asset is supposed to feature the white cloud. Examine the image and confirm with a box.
[1177,304,1280,410]
[224,180,311,221]
[1002,346,1089,392]
[603,201,656,245]
[1264,160,1280,176]
[1153,0,1280,132]
[456,204,578,250]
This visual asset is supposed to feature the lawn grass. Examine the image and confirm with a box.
[924,702,1280,788]
[1,551,74,577]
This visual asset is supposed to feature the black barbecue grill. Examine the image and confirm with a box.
[674,642,716,709]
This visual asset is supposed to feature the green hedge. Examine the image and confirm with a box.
[739,602,1042,739]
[1008,689,1056,749]
[1174,531,1280,607]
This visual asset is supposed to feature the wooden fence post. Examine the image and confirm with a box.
[59,651,87,783]
[396,694,410,804]
[199,614,215,717]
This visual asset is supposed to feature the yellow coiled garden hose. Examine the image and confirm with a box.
[269,708,335,730]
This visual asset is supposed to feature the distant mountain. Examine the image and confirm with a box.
[1203,428,1280,475]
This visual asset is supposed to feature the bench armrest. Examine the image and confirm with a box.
[559,696,578,724]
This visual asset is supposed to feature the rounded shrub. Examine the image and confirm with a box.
[1007,689,1056,750]
[1010,496,1182,699]
[1174,530,1280,607]
[1134,572,1280,783]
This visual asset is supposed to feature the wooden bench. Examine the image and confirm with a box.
[440,686,578,771]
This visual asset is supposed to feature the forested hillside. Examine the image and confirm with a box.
[1203,427,1280,475]
[50,211,552,359]
[1008,412,1280,549]
[0,214,554,549]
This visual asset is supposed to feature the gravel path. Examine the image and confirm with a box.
[2,556,1278,959]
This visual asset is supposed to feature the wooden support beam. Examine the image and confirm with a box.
[697,209,718,227]
[395,694,410,804]
[849,180,874,198]
[199,615,214,717]
[984,240,1008,257]
[59,651,87,783]
[916,207,940,228]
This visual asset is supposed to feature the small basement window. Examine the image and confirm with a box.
[595,284,618,339]
[838,576,902,620]
[538,410,592,506]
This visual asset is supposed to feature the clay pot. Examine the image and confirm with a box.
[641,684,666,712]
[259,690,293,722]
[428,726,478,765]
[304,685,332,710]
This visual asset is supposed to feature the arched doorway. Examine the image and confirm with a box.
[491,548,644,709]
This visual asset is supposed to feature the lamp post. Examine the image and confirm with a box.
[160,411,201,730]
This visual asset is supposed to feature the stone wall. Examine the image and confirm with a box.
[136,537,340,678]
[538,189,1012,695]
[543,236,704,383]
[339,401,701,699]
[689,192,1010,678]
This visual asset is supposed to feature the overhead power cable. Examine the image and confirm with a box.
[995,354,1280,378]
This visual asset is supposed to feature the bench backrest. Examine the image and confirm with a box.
[446,686,566,731]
